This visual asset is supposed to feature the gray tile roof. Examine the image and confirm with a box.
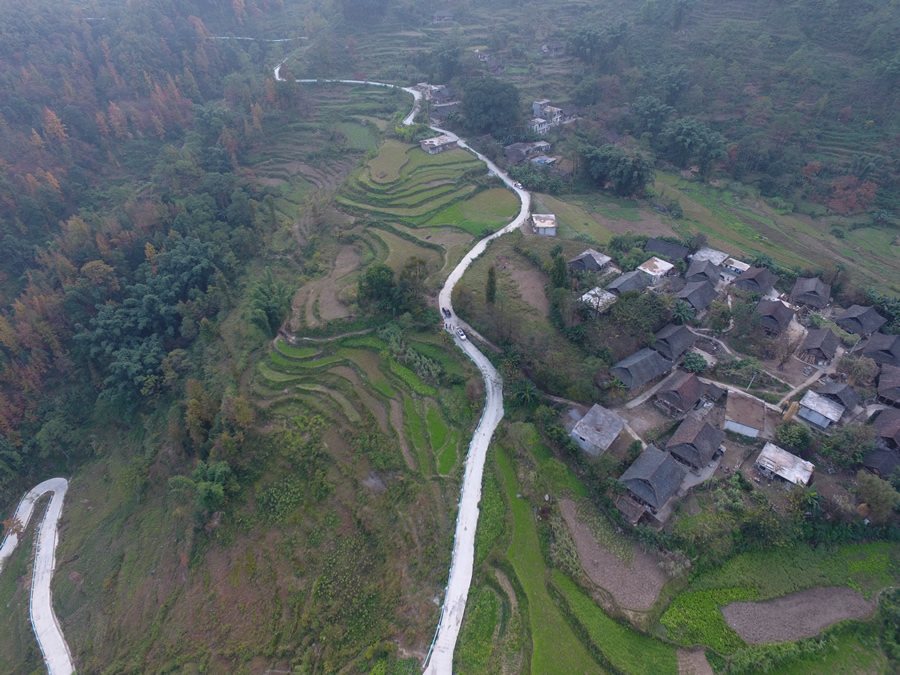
[606,270,651,295]
[656,370,706,414]
[818,382,860,410]
[874,408,900,449]
[676,280,718,311]
[666,416,724,469]
[611,348,674,389]
[653,324,695,361]
[734,267,778,294]
[568,248,611,272]
[862,333,900,367]
[880,364,900,404]
[619,445,687,509]
[835,305,886,336]
[790,277,831,308]
[645,238,689,261]
[685,258,721,284]
[801,328,839,360]
[757,300,795,333]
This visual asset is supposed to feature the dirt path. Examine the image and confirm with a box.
[559,499,665,611]
[677,648,713,675]
[722,586,875,643]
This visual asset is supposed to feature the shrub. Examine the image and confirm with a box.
[682,352,707,374]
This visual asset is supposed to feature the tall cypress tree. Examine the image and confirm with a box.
[486,265,497,303]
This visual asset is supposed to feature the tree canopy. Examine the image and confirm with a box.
[461,78,521,136]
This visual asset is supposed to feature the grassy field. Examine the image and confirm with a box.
[497,447,602,674]
[552,572,679,674]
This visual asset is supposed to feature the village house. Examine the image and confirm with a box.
[725,391,767,439]
[733,266,779,295]
[692,247,730,266]
[721,257,751,280]
[878,364,900,407]
[874,409,900,450]
[579,287,617,314]
[606,270,652,295]
[541,39,565,56]
[429,103,460,124]
[757,299,795,336]
[430,85,458,105]
[652,324,696,361]
[610,349,674,390]
[863,448,900,479]
[755,442,815,486]
[570,404,626,456]
[834,305,886,336]
[618,445,687,515]
[419,134,457,155]
[568,248,611,273]
[644,238,689,262]
[790,277,831,309]
[530,118,550,135]
[503,141,551,166]
[532,100,563,125]
[798,328,839,365]
[655,371,721,416]
[666,415,725,471]
[432,9,453,23]
[861,332,900,367]
[797,390,845,430]
[685,258,722,285]
[676,280,718,311]
[531,213,557,236]
[817,382,861,411]
[637,256,675,284]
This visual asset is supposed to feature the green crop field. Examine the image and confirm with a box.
[497,448,601,674]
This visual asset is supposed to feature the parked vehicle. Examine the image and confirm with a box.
[456,328,467,340]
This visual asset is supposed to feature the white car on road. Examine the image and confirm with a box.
[456,328,467,340]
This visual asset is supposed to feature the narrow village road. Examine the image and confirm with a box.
[276,67,530,673]
[0,477,75,675]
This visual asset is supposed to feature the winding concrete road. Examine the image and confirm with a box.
[276,66,530,673]
[0,477,75,675]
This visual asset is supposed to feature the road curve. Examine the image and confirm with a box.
[276,65,530,673]
[0,477,75,675]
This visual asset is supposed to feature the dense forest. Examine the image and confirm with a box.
[0,0,305,499]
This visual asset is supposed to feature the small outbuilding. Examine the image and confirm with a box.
[570,404,626,457]
[755,442,814,486]
[798,328,839,365]
[721,257,751,279]
[579,287,617,314]
[797,390,845,430]
[531,213,557,236]
[610,349,674,390]
[834,305,886,337]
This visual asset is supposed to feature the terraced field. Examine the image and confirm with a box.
[254,334,469,477]
[337,141,519,236]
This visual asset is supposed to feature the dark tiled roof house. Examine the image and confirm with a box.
[685,258,721,285]
[874,408,900,450]
[733,267,778,295]
[757,300,795,335]
[644,238,689,261]
[861,333,900,367]
[656,371,707,416]
[676,280,718,311]
[606,270,651,295]
[835,305,886,336]
[568,248,612,273]
[798,328,839,364]
[653,324,695,361]
[790,277,831,308]
[666,416,725,470]
[818,382,861,411]
[619,445,687,510]
[879,364,900,407]
[610,349,673,390]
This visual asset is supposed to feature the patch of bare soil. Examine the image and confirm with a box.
[592,208,678,238]
[506,267,549,316]
[559,499,665,611]
[722,587,875,644]
[678,648,713,675]
[619,405,672,438]
[290,245,360,330]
